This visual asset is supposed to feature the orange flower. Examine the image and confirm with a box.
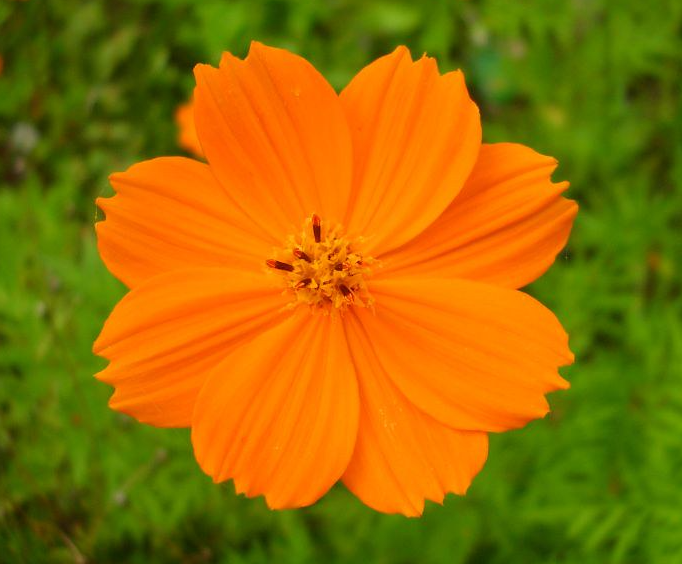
[94,42,577,516]
[175,98,204,158]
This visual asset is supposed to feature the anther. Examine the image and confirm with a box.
[312,214,321,243]
[339,284,354,303]
[334,261,351,271]
[266,259,294,272]
[293,249,312,262]
[294,278,312,289]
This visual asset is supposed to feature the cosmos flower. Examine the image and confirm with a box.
[175,98,204,158]
[94,42,577,516]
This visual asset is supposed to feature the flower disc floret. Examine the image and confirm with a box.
[267,214,375,312]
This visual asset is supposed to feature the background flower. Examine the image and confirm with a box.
[175,98,204,158]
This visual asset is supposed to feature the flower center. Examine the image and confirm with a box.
[266,214,375,312]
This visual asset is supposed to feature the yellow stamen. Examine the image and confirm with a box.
[266,214,375,313]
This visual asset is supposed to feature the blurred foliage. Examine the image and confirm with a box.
[1,0,682,562]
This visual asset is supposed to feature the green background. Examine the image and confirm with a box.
[1,0,681,562]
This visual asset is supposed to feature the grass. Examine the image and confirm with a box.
[1,0,682,562]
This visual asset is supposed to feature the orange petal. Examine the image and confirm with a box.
[97,157,272,288]
[93,268,289,428]
[340,46,481,256]
[378,143,578,288]
[358,277,573,432]
[191,311,359,509]
[342,313,488,516]
[175,99,204,158]
[193,42,353,241]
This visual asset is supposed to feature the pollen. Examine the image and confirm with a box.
[266,214,375,312]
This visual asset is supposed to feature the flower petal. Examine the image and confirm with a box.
[342,313,488,516]
[97,157,271,288]
[93,268,289,428]
[340,47,481,256]
[191,311,359,509]
[358,277,573,433]
[193,42,353,241]
[378,143,578,288]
